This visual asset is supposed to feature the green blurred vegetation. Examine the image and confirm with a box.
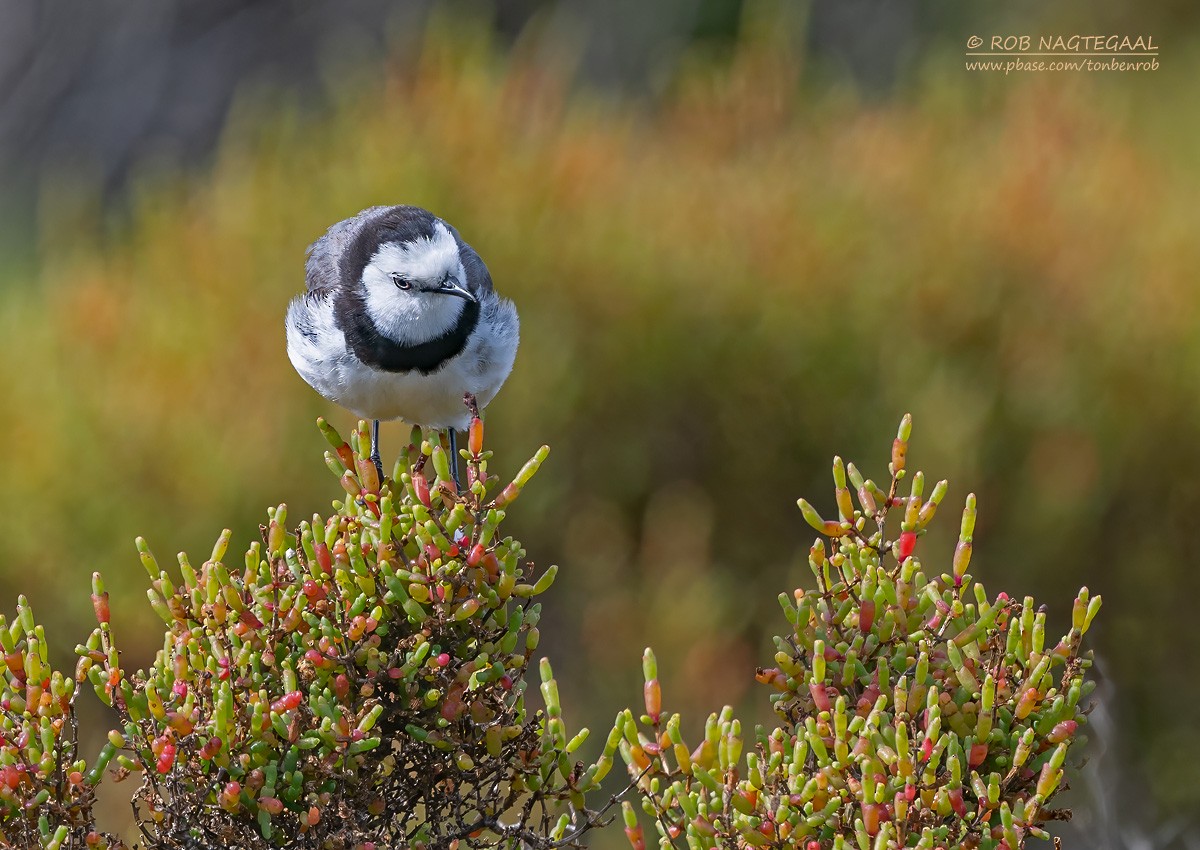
[2,6,1198,843]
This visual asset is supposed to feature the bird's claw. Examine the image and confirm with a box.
[370,419,385,484]
[448,429,463,492]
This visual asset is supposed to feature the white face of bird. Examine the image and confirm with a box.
[359,222,473,345]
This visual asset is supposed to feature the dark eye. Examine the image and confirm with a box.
[390,274,411,290]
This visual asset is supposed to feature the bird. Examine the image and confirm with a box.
[286,205,519,485]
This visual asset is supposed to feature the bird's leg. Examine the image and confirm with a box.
[370,419,384,483]
[448,428,462,492]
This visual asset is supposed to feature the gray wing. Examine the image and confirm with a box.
[304,205,393,293]
[444,222,495,299]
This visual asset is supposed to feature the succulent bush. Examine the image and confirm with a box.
[616,416,1100,850]
[4,415,622,849]
[0,411,1106,849]
[0,597,124,849]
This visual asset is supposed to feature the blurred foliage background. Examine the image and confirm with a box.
[2,1,1198,847]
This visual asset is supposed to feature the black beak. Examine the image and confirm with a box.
[438,278,476,302]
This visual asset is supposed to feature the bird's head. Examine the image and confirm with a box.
[353,213,475,345]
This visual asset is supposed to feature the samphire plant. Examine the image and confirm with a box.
[0,416,621,849]
[616,416,1100,850]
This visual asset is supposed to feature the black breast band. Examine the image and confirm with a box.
[335,292,481,375]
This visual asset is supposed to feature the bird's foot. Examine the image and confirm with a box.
[370,419,385,484]
[448,429,462,492]
[462,392,479,419]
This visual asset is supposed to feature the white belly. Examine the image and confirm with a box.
[322,352,507,429]
[286,293,518,431]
